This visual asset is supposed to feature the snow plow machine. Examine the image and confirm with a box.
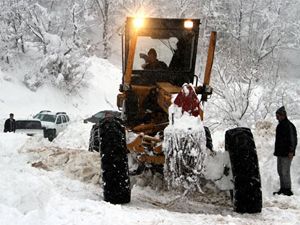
[89,17,262,213]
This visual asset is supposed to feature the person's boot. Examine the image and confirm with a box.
[273,188,285,195]
[283,189,293,196]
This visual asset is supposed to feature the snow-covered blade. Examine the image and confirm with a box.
[163,104,207,193]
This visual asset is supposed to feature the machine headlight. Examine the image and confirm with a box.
[133,17,144,29]
[184,20,193,29]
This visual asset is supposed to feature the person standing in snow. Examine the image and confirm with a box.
[273,106,297,196]
[4,113,16,133]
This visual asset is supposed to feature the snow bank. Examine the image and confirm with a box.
[0,133,53,216]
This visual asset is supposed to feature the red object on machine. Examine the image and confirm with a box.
[174,84,200,117]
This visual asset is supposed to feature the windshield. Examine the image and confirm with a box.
[93,112,105,119]
[33,114,41,119]
[35,114,56,122]
[133,34,194,72]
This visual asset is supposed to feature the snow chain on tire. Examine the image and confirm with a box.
[204,126,213,151]
[99,117,131,204]
[225,127,262,213]
[88,124,100,152]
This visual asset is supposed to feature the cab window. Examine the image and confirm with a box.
[132,33,194,72]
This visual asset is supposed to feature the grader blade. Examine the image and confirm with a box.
[163,114,207,193]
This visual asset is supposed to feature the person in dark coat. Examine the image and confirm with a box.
[142,48,168,70]
[4,113,16,133]
[169,39,186,71]
[273,106,297,196]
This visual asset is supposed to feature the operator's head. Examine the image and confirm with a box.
[276,106,286,121]
[147,48,157,63]
[9,113,14,119]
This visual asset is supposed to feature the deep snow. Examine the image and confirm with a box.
[1,57,300,225]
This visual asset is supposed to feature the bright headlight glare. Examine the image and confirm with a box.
[133,17,144,28]
[184,20,193,29]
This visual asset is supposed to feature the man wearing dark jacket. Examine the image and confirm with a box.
[4,113,16,133]
[142,48,168,70]
[273,106,297,196]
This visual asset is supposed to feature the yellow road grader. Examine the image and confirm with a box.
[89,17,262,213]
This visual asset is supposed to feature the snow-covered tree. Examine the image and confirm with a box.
[172,0,200,18]
[1,0,299,105]
[0,0,30,62]
[26,2,53,54]
[203,0,300,126]
[86,0,120,58]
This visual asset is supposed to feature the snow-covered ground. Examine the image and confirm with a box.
[0,57,300,225]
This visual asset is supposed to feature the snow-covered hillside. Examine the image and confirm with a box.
[0,56,120,122]
[0,57,300,225]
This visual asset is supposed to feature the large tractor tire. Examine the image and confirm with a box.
[99,117,131,204]
[225,127,262,213]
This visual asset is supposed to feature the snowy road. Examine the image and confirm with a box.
[1,128,300,225]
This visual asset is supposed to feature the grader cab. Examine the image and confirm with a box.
[118,17,213,126]
[90,17,262,214]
